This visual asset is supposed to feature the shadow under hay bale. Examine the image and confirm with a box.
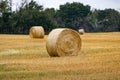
[46,28,81,57]
[29,26,45,38]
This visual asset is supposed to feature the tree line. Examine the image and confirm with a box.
[0,0,120,34]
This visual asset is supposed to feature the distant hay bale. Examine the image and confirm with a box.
[78,29,85,35]
[46,28,81,57]
[29,26,44,38]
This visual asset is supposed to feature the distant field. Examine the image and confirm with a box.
[0,32,120,80]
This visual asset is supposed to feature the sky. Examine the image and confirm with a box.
[12,0,120,11]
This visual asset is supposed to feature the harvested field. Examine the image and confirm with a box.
[0,32,120,80]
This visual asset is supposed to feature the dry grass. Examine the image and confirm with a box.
[0,32,120,80]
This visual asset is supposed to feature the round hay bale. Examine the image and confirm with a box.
[46,28,81,57]
[78,29,85,35]
[29,26,44,38]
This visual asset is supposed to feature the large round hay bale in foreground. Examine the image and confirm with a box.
[29,26,44,38]
[46,28,81,57]
[78,29,85,35]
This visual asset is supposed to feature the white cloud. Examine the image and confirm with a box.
[34,0,78,9]
[12,0,120,11]
[77,0,120,10]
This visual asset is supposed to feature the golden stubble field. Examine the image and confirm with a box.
[0,32,120,80]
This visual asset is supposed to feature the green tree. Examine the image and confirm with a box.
[89,9,120,32]
[57,2,91,30]
[13,0,42,34]
[105,9,120,31]
[0,0,11,13]
[43,8,58,33]
[0,0,12,33]
[14,0,58,34]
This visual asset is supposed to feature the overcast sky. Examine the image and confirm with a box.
[12,0,120,11]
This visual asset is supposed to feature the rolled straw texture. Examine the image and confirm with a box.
[78,29,85,35]
[46,28,81,57]
[29,26,44,38]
